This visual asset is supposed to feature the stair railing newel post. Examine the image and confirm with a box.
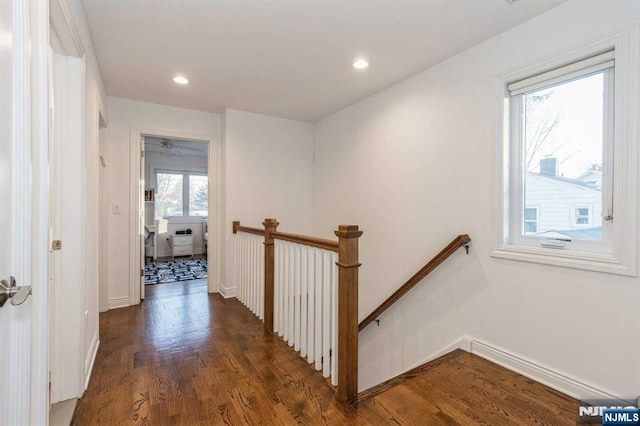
[334,224,363,402]
[263,218,279,333]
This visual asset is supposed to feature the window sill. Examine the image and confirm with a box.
[491,244,636,276]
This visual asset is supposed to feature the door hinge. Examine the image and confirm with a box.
[140,269,144,277]
[141,150,144,158]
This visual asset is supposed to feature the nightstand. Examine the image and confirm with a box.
[171,235,193,259]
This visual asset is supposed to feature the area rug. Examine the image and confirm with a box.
[144,258,208,285]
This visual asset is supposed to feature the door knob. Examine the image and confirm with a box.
[0,276,32,307]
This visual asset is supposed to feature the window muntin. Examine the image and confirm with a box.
[155,170,208,218]
[508,53,613,252]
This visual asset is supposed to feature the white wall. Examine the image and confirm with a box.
[104,97,220,307]
[222,108,314,293]
[313,0,640,396]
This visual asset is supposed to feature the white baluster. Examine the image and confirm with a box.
[259,238,265,320]
[307,248,315,364]
[274,241,280,333]
[277,241,284,337]
[314,249,322,371]
[239,235,244,305]
[253,236,258,314]
[234,234,238,302]
[294,244,301,351]
[300,246,308,358]
[330,252,338,386]
[288,243,295,347]
[322,250,331,378]
[283,242,290,343]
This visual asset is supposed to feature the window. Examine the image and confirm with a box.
[155,170,208,218]
[508,51,613,251]
[573,206,591,227]
[524,207,538,234]
[493,32,639,276]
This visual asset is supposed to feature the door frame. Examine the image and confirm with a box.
[129,126,220,305]
[48,0,92,407]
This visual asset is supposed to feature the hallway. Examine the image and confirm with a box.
[72,281,578,425]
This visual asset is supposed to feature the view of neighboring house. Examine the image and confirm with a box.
[525,158,603,240]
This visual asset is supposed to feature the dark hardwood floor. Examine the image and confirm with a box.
[72,280,578,425]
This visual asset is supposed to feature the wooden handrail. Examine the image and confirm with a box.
[272,230,339,252]
[232,221,265,236]
[358,234,471,332]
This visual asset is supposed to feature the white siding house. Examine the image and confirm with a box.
[525,172,602,240]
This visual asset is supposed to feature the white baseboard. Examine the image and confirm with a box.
[467,338,619,401]
[49,398,77,426]
[384,335,617,401]
[108,296,130,310]
[403,336,472,372]
[219,284,236,298]
[84,332,99,390]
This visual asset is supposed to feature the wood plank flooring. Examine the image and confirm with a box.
[72,280,579,425]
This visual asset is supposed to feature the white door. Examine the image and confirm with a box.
[0,0,50,424]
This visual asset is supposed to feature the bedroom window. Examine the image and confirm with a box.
[493,31,639,276]
[156,170,208,218]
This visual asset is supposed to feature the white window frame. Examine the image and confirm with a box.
[154,167,208,219]
[492,27,638,276]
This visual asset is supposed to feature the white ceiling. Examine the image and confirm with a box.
[82,0,566,122]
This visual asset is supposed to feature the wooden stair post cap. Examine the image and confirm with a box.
[334,225,363,238]
[263,218,279,227]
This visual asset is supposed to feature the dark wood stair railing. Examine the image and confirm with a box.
[358,234,471,332]
[233,220,362,403]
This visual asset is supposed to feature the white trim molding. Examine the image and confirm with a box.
[108,296,130,310]
[374,336,621,402]
[84,332,99,390]
[129,126,220,307]
[219,284,237,299]
[467,338,621,401]
[492,23,639,276]
[49,0,85,57]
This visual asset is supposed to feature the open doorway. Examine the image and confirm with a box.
[141,137,209,292]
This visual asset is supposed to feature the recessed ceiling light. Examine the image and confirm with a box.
[173,75,189,84]
[353,59,369,70]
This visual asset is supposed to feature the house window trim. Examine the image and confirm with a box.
[571,205,592,228]
[491,26,638,277]
[153,165,208,219]
[523,206,539,235]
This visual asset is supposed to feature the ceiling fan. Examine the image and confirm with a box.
[155,138,205,156]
